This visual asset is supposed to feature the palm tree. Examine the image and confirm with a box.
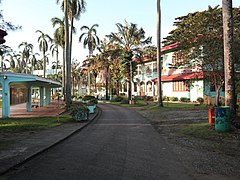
[4,53,16,72]
[107,20,151,100]
[36,30,52,78]
[63,0,71,107]
[222,0,236,121]
[156,0,163,107]
[71,58,81,96]
[18,41,33,74]
[79,24,100,56]
[50,43,59,74]
[56,0,86,61]
[79,24,100,94]
[56,0,86,107]
[29,52,40,74]
[97,38,120,99]
[51,17,66,98]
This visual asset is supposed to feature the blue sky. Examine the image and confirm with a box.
[1,0,240,64]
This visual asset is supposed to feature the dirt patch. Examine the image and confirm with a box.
[135,107,240,180]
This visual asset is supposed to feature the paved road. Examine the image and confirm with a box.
[3,103,192,180]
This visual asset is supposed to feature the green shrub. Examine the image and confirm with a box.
[119,93,126,96]
[162,96,168,101]
[180,97,190,102]
[170,97,178,101]
[120,98,129,104]
[197,97,204,104]
[112,96,124,102]
[82,95,95,101]
[70,104,89,121]
[89,98,98,104]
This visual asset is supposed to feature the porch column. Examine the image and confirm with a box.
[144,82,147,96]
[40,87,44,107]
[1,77,10,118]
[45,87,51,105]
[26,86,32,112]
[152,81,155,96]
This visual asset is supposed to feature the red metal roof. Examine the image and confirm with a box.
[152,72,203,82]
[161,43,178,52]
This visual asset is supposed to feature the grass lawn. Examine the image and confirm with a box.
[146,102,208,111]
[178,123,233,140]
[0,116,74,133]
[110,99,208,110]
[110,99,147,107]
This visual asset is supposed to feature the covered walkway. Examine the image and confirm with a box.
[0,72,61,118]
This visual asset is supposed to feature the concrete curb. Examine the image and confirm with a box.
[0,107,102,176]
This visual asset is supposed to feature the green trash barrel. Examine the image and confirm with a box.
[215,106,230,132]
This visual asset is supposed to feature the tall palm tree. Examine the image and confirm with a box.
[18,41,33,74]
[56,0,86,61]
[63,0,72,107]
[51,17,66,97]
[5,53,16,72]
[157,0,163,107]
[79,24,100,56]
[107,20,151,100]
[50,43,59,74]
[79,24,100,94]
[29,52,40,74]
[222,0,236,121]
[36,30,52,78]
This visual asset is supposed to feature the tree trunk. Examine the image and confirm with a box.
[62,49,66,100]
[105,67,109,100]
[222,0,236,122]
[116,80,119,96]
[56,45,59,75]
[43,50,46,78]
[216,86,221,106]
[157,0,163,107]
[69,17,74,63]
[64,0,71,107]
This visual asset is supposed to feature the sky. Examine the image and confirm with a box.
[1,0,240,66]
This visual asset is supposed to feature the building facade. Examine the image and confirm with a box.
[119,44,204,102]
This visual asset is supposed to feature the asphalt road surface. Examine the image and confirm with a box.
[3,103,193,180]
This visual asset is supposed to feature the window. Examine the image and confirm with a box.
[145,64,152,74]
[173,81,189,92]
[172,52,185,66]
[124,83,127,92]
[210,84,215,92]
[134,82,137,92]
[153,63,157,72]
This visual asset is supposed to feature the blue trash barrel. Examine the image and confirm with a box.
[215,106,230,132]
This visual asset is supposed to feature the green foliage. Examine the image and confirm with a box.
[70,104,89,121]
[112,96,124,102]
[163,6,240,105]
[120,98,129,104]
[89,98,98,104]
[162,96,169,101]
[170,97,178,101]
[180,97,190,102]
[82,95,95,101]
[197,97,204,104]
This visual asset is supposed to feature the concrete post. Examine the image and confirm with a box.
[26,86,32,112]
[1,77,10,118]
[40,87,44,107]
